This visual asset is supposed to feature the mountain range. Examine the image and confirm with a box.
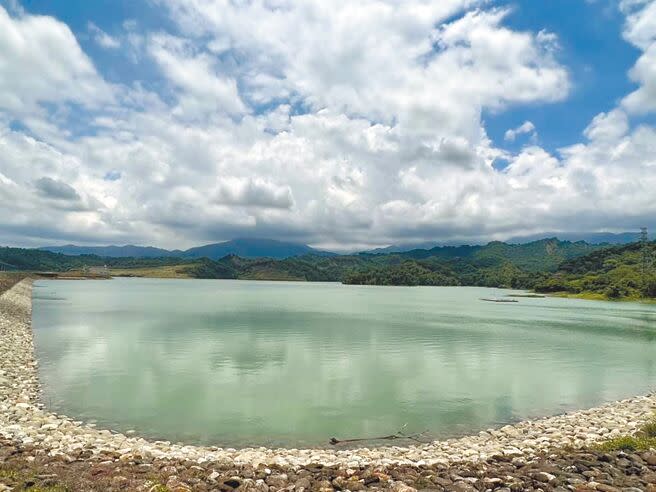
[39,232,649,261]
[506,231,651,245]
[9,237,601,282]
[6,236,654,300]
[364,231,650,254]
[40,238,334,260]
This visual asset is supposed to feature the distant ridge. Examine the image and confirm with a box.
[40,238,335,260]
[507,231,651,245]
[390,238,599,272]
[362,231,649,254]
[40,244,180,258]
[363,241,446,254]
[181,238,335,260]
[38,233,646,261]
[8,237,607,283]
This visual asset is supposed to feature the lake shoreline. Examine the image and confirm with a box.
[2,278,656,490]
[544,290,656,303]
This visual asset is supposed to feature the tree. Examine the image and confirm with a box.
[642,275,656,298]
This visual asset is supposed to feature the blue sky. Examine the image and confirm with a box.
[12,0,641,151]
[1,0,655,249]
[490,0,643,150]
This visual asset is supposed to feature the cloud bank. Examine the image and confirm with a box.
[0,1,655,249]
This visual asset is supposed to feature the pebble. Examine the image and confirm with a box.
[1,279,656,475]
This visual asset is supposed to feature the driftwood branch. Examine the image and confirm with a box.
[329,425,430,445]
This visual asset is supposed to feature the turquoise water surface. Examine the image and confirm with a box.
[32,278,656,448]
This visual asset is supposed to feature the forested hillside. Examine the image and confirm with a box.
[534,242,656,299]
[394,239,598,272]
[0,247,189,272]
[40,238,334,260]
[13,238,655,299]
[342,239,599,287]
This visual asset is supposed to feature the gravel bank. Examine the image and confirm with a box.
[2,437,656,491]
[1,278,656,491]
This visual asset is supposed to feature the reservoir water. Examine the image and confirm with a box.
[32,278,656,448]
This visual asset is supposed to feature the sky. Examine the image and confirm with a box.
[1,0,656,250]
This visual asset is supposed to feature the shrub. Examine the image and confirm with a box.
[596,415,656,452]
[642,275,656,298]
[596,435,656,452]
[641,417,656,438]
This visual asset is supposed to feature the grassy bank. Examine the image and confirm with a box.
[547,291,656,302]
[0,273,30,295]
[596,415,656,452]
[108,265,194,279]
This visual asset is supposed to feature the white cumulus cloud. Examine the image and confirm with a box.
[0,1,655,249]
[88,22,120,49]
[504,121,537,142]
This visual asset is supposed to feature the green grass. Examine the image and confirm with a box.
[147,484,170,492]
[547,290,656,302]
[548,291,612,301]
[642,419,656,438]
[108,264,194,279]
[596,435,656,452]
[0,470,18,479]
[596,416,656,452]
[0,467,70,491]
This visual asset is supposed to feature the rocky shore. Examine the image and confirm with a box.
[1,277,656,491]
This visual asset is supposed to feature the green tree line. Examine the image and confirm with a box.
[3,239,655,300]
